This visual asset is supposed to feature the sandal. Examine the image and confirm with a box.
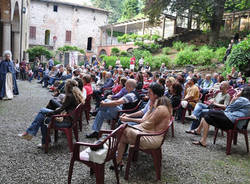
[109,162,124,171]
[192,141,206,147]
[185,129,201,136]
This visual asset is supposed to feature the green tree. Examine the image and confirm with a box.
[225,0,250,12]
[91,0,124,23]
[120,0,140,21]
[143,0,241,45]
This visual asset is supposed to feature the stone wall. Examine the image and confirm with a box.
[29,0,108,55]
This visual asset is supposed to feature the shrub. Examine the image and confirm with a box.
[111,47,120,56]
[27,46,53,62]
[151,55,171,69]
[99,54,106,60]
[103,56,131,68]
[174,47,197,66]
[57,45,85,54]
[173,41,188,51]
[162,47,171,55]
[120,51,130,57]
[226,36,250,76]
[132,49,152,61]
[54,60,61,65]
[79,61,84,66]
[196,46,214,65]
[215,47,227,62]
[120,57,131,68]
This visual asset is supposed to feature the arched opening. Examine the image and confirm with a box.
[127,48,133,53]
[11,2,20,60]
[99,49,107,56]
[45,30,50,45]
[87,37,93,51]
[0,0,11,54]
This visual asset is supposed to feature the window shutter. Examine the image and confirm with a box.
[29,26,36,39]
[66,31,71,42]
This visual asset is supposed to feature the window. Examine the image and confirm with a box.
[29,26,36,39]
[65,31,71,42]
[45,30,50,45]
[53,5,58,12]
[87,37,93,51]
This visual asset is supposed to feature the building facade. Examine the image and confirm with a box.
[0,0,30,61]
[29,0,109,58]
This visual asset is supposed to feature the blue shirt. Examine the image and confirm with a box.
[48,59,54,67]
[200,80,213,90]
[224,97,250,129]
[112,87,128,100]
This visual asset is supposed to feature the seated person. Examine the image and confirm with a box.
[48,65,66,86]
[115,96,172,167]
[92,72,114,109]
[82,74,93,97]
[107,77,128,100]
[191,86,250,147]
[18,79,86,148]
[169,82,182,109]
[199,74,214,102]
[120,82,165,126]
[186,81,231,131]
[209,75,224,93]
[86,79,140,138]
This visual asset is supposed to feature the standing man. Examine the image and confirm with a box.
[138,56,144,71]
[0,51,19,100]
[130,55,136,71]
[48,57,55,70]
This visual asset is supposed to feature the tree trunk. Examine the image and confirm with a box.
[209,0,226,45]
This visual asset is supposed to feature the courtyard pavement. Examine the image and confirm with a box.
[0,80,249,184]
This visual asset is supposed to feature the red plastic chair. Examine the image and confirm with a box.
[79,95,92,131]
[45,103,84,153]
[124,117,173,181]
[67,124,127,184]
[110,100,143,130]
[213,117,250,155]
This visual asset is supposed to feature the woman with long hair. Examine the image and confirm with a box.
[18,79,85,148]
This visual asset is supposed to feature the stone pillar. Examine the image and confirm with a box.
[162,16,166,39]
[100,29,103,46]
[2,22,11,53]
[125,25,128,34]
[13,31,20,60]
[110,26,113,45]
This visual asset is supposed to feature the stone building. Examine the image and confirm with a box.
[0,0,30,61]
[29,0,109,60]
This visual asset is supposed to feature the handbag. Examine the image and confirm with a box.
[55,110,67,122]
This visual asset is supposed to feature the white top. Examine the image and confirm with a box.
[139,58,144,65]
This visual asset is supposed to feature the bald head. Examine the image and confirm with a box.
[125,79,137,92]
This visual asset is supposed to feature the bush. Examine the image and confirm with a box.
[54,60,61,65]
[162,47,171,55]
[57,45,85,54]
[173,41,188,51]
[27,46,53,62]
[134,42,160,53]
[132,49,152,61]
[120,51,130,57]
[196,46,214,65]
[174,47,197,66]
[103,56,131,68]
[79,61,84,66]
[226,36,250,76]
[111,47,120,56]
[151,55,171,69]
[99,54,106,60]
[215,47,226,62]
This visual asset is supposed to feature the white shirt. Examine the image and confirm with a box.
[139,58,144,65]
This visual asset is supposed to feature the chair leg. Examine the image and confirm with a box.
[73,126,79,142]
[68,157,75,184]
[65,129,73,152]
[54,130,58,143]
[112,158,120,184]
[243,132,249,153]
[125,148,135,180]
[226,130,233,155]
[45,128,51,153]
[213,128,219,144]
[233,132,238,145]
[95,164,105,184]
[171,122,174,137]
[151,149,162,180]
[181,108,186,124]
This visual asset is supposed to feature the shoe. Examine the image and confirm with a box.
[90,111,97,116]
[18,132,33,141]
[109,162,124,171]
[37,143,50,149]
[37,81,42,84]
[86,132,99,138]
[185,129,201,136]
[192,141,206,147]
[186,115,197,120]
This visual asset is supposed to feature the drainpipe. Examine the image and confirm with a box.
[20,0,24,61]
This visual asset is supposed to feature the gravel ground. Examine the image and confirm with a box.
[0,80,249,184]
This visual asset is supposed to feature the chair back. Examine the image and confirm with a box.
[72,103,84,124]
[159,116,174,146]
[103,124,128,162]
[83,95,92,111]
